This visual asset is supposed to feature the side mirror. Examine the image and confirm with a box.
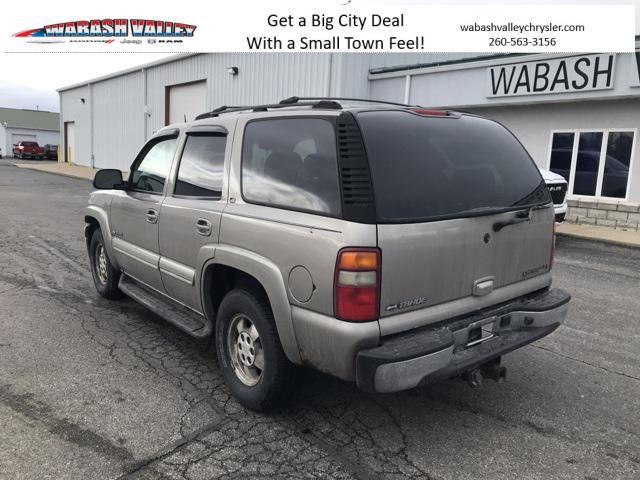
[93,169,125,189]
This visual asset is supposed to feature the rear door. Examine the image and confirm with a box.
[110,133,179,292]
[355,111,554,325]
[158,125,231,311]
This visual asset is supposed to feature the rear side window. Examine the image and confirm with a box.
[356,111,548,222]
[241,118,341,215]
[175,134,226,198]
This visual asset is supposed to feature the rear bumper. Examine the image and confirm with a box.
[355,288,570,393]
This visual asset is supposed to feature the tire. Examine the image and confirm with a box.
[89,228,121,299]
[215,288,296,411]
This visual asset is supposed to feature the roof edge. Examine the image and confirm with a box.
[57,53,199,92]
[3,124,60,131]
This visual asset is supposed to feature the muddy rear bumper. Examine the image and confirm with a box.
[355,288,570,393]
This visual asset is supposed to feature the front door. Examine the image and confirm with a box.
[159,128,229,311]
[110,134,178,292]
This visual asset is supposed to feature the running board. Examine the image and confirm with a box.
[118,275,212,339]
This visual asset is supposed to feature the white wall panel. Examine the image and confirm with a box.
[92,71,145,171]
[60,86,91,166]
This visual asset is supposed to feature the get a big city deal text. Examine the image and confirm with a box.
[248,13,423,50]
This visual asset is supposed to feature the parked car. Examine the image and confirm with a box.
[13,141,45,159]
[43,144,58,160]
[538,167,568,222]
[85,97,570,411]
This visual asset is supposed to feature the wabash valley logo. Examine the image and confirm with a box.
[14,19,197,38]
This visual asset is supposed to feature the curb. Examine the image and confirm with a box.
[13,163,93,182]
[556,231,640,249]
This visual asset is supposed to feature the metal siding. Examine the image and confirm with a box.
[6,128,59,149]
[59,53,483,171]
[60,86,91,166]
[369,77,407,103]
[145,53,334,136]
[92,71,145,171]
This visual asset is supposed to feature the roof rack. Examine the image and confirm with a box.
[279,96,419,107]
[194,96,420,121]
[194,99,342,120]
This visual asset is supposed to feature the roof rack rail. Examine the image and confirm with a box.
[195,105,249,120]
[279,96,418,107]
[194,99,342,120]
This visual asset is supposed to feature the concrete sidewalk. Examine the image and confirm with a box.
[14,161,96,181]
[556,222,640,248]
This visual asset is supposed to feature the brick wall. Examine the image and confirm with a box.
[566,199,640,231]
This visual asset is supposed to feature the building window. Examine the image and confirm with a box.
[174,134,226,198]
[549,130,635,200]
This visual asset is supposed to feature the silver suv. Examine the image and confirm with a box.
[85,97,570,410]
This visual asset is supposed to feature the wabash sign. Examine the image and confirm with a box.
[488,54,616,97]
[13,19,197,38]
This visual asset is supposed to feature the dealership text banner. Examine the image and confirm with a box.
[2,2,636,53]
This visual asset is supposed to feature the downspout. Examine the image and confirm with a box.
[142,68,148,141]
[89,83,94,168]
[58,94,63,163]
[403,74,411,104]
[325,53,334,96]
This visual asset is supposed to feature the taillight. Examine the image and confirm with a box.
[549,221,556,270]
[411,109,448,116]
[334,248,380,322]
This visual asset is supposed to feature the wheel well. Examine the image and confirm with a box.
[84,216,100,248]
[202,264,271,322]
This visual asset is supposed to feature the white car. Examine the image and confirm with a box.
[539,167,568,222]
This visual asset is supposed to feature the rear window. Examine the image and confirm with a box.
[356,111,549,222]
[22,142,38,147]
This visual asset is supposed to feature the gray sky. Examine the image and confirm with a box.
[0,53,170,112]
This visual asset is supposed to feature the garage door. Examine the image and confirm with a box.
[167,81,207,125]
[12,134,37,145]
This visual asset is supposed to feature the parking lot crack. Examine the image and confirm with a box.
[0,384,134,463]
[117,417,231,479]
[532,344,640,382]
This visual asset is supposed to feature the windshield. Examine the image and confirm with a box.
[356,111,550,223]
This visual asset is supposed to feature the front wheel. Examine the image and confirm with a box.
[89,228,121,299]
[215,289,296,411]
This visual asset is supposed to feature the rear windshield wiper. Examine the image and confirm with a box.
[492,204,547,232]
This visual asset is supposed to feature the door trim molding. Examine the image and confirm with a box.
[112,237,159,270]
[159,257,195,285]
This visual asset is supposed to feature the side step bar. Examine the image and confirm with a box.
[119,275,212,339]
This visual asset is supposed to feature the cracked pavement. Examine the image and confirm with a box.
[0,160,639,480]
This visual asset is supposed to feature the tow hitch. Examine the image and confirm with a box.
[463,357,507,387]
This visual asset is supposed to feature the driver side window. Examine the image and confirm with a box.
[130,136,178,193]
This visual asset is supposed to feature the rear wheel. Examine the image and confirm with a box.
[89,228,121,299]
[215,288,296,411]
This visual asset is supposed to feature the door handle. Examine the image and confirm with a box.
[196,218,212,236]
[146,208,158,224]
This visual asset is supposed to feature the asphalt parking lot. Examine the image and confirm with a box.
[1,159,639,480]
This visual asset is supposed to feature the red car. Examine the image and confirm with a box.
[13,141,45,159]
